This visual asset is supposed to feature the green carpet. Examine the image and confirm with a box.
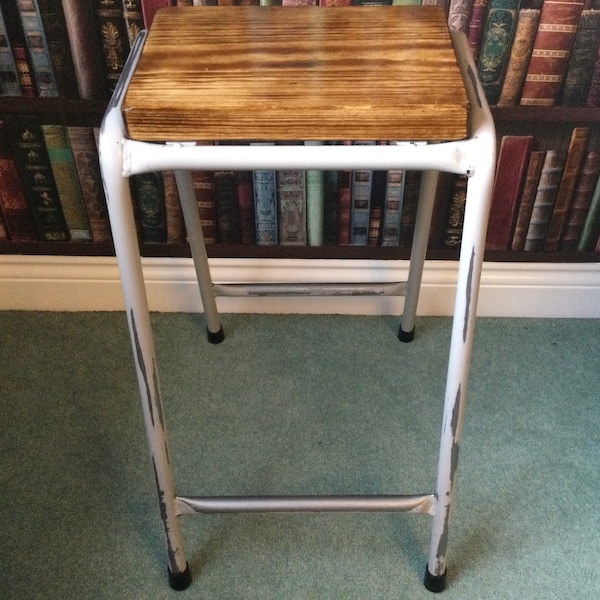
[1,312,599,599]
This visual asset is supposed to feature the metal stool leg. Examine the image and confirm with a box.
[174,170,224,343]
[399,169,439,342]
[424,151,495,593]
[99,34,192,591]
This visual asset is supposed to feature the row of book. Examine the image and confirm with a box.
[2,115,600,253]
[451,0,600,108]
[487,127,600,253]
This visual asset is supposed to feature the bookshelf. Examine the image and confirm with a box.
[1,1,600,316]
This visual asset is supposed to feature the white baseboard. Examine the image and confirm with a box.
[1,254,599,317]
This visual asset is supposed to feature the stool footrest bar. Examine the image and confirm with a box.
[212,282,406,298]
[176,494,435,515]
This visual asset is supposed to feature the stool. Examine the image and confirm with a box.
[99,6,496,593]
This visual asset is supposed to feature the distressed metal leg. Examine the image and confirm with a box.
[399,170,439,342]
[425,160,494,593]
[99,50,191,590]
[173,170,224,343]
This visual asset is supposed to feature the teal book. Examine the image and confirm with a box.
[131,171,167,244]
[252,143,278,245]
[477,0,521,105]
[305,141,325,246]
[0,7,21,96]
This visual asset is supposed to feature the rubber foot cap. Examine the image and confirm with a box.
[168,563,192,591]
[423,565,447,593]
[398,326,415,343]
[207,326,225,344]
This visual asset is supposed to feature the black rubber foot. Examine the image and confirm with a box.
[398,326,415,343]
[423,565,447,593]
[207,326,225,344]
[168,563,192,591]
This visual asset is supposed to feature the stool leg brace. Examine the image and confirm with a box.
[99,30,495,593]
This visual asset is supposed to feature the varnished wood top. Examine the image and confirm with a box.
[122,6,469,142]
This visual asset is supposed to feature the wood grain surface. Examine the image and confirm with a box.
[122,6,469,142]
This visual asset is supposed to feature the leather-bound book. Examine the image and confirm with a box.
[277,168,307,245]
[161,171,185,244]
[214,170,242,245]
[520,0,585,106]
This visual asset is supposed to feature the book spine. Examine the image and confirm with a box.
[576,168,600,250]
[367,168,386,247]
[350,167,373,246]
[497,9,541,106]
[61,0,106,100]
[162,170,185,244]
[191,169,217,245]
[0,119,37,241]
[7,117,70,241]
[17,0,58,97]
[122,0,145,48]
[67,126,111,243]
[277,168,306,245]
[467,0,489,63]
[2,1,37,96]
[560,9,600,107]
[131,171,167,243]
[443,175,468,248]
[214,170,242,244]
[510,149,546,251]
[524,150,566,251]
[398,170,421,248]
[236,171,255,245]
[92,0,131,94]
[486,135,536,251]
[0,7,22,96]
[42,124,92,241]
[336,168,351,246]
[477,0,521,106]
[305,141,325,246]
[544,126,590,250]
[36,0,79,97]
[323,167,338,246]
[520,0,585,107]
[380,169,405,247]
[584,37,600,107]
[561,150,600,250]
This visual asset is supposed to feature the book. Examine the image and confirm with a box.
[252,143,278,246]
[524,150,566,251]
[141,0,172,29]
[42,124,92,241]
[214,170,242,244]
[544,126,590,250]
[61,0,106,99]
[350,167,373,245]
[92,0,131,94]
[122,0,145,48]
[323,165,338,246]
[448,0,474,34]
[486,135,536,251]
[0,119,37,241]
[576,169,600,250]
[519,0,585,106]
[35,0,79,97]
[305,141,325,246]
[0,7,22,96]
[380,169,406,247]
[162,170,185,244]
[131,171,167,243]
[1,1,37,96]
[236,171,255,245]
[191,169,217,245]
[428,171,456,249]
[497,8,541,106]
[368,169,386,247]
[16,0,58,97]
[584,38,600,107]
[477,0,521,106]
[67,126,111,243]
[336,167,352,246]
[510,149,545,251]
[398,170,421,249]
[561,150,600,250]
[560,9,600,107]
[7,117,69,241]
[277,169,307,245]
[443,175,468,248]
[467,0,489,63]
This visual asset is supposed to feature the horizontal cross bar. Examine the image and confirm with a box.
[176,494,435,516]
[212,281,406,298]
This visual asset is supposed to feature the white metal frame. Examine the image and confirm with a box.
[99,28,496,593]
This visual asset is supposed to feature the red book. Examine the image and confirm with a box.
[486,135,536,251]
[520,0,585,106]
[141,0,172,29]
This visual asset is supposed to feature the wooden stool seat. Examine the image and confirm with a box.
[122,6,469,142]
